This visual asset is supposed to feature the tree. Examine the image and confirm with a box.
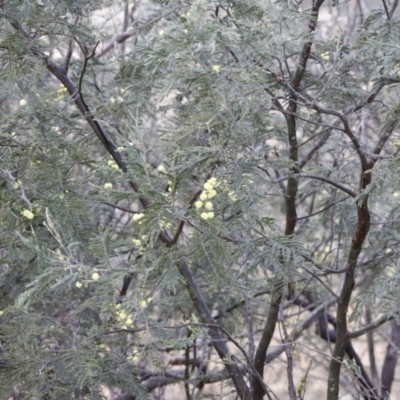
[1,0,400,398]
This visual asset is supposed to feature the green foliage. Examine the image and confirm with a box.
[1,0,400,399]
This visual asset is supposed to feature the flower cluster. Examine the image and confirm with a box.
[320,52,330,61]
[132,213,144,225]
[132,235,147,254]
[114,304,134,329]
[108,160,119,170]
[92,272,100,281]
[55,85,68,101]
[110,96,123,104]
[21,209,34,220]
[159,218,172,229]
[212,65,221,73]
[196,178,218,220]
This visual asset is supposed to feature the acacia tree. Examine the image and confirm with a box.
[2,0,400,399]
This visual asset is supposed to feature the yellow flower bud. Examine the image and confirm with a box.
[91,272,100,281]
[203,182,213,191]
[320,52,330,61]
[212,65,220,73]
[21,209,34,220]
[207,190,217,199]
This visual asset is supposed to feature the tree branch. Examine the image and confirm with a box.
[274,174,357,198]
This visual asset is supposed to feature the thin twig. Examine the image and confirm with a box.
[274,174,357,198]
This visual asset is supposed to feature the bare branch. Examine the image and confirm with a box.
[347,314,393,339]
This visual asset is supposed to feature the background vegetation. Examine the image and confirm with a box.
[1,0,400,399]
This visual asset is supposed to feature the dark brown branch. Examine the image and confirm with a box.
[252,287,283,400]
[63,15,81,72]
[327,181,371,399]
[96,30,135,58]
[381,321,400,399]
[296,196,350,221]
[102,201,141,214]
[299,128,332,169]
[347,314,393,339]
[390,0,399,17]
[274,174,357,198]
[252,3,325,398]
[301,294,378,399]
[177,261,252,399]
[382,0,391,20]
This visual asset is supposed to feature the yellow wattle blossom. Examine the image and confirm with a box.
[92,272,100,281]
[132,213,144,222]
[195,201,203,209]
[212,65,221,73]
[198,178,218,217]
[108,160,119,170]
[205,201,213,210]
[104,182,113,189]
[13,181,20,189]
[200,212,209,220]
[320,52,330,61]
[19,99,26,106]
[56,250,64,261]
[158,165,166,173]
[159,29,165,36]
[21,209,34,220]
[140,298,152,308]
[203,182,213,191]
[228,191,237,201]
[55,85,68,101]
[30,160,42,166]
[160,220,172,229]
[207,189,217,199]
[75,282,83,288]
[132,239,141,246]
